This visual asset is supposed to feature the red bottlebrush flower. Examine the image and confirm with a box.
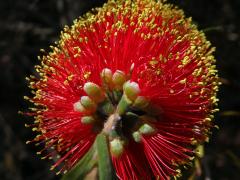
[24,0,219,179]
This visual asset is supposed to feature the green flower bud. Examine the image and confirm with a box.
[73,101,86,113]
[101,68,113,84]
[110,138,124,157]
[83,82,105,103]
[123,81,140,101]
[112,70,126,89]
[133,96,149,109]
[139,123,155,135]
[81,116,95,124]
[80,96,97,112]
[132,131,141,142]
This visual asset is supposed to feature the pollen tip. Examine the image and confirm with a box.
[188,156,195,161]
[23,96,29,100]
[18,110,23,114]
[191,139,197,145]
[175,169,182,177]
[56,171,61,175]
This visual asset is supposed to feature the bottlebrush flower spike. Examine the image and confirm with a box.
[24,0,219,179]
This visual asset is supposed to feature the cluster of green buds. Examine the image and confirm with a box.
[73,68,157,157]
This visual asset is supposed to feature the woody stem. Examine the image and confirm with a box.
[102,113,120,135]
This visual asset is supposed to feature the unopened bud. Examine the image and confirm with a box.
[112,70,126,89]
[73,101,86,113]
[123,81,140,101]
[139,124,155,135]
[80,96,97,112]
[81,116,95,124]
[101,68,112,84]
[132,131,141,142]
[110,138,124,157]
[83,82,105,103]
[133,96,149,109]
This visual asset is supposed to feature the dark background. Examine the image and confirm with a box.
[0,0,239,179]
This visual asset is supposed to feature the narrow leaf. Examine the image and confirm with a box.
[96,133,115,180]
[61,146,96,180]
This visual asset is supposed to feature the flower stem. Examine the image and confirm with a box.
[102,113,121,135]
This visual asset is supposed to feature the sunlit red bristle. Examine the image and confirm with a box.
[112,142,152,180]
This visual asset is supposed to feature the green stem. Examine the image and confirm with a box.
[116,94,132,115]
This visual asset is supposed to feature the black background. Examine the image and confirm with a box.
[0,0,239,179]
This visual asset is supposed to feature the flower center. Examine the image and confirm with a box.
[73,68,156,157]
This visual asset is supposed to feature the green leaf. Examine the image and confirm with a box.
[61,133,116,180]
[61,146,96,180]
[96,133,116,180]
